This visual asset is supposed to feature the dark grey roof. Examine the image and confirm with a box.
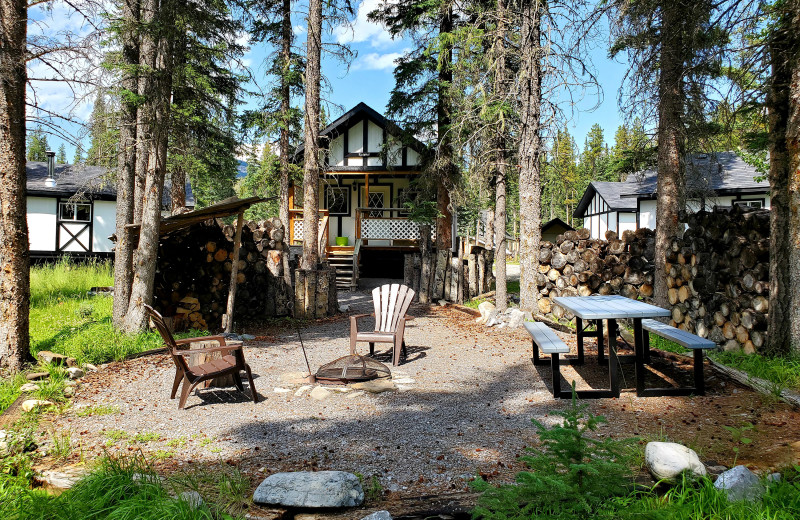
[27,162,116,199]
[573,181,639,217]
[573,152,767,218]
[620,152,766,198]
[26,161,195,207]
[541,217,574,233]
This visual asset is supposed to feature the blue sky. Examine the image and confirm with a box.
[35,0,633,162]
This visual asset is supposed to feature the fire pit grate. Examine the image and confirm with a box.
[315,355,391,384]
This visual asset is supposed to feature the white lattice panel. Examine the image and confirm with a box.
[361,218,421,240]
[293,221,303,241]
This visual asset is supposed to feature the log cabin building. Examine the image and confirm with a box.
[289,102,431,289]
[573,152,770,239]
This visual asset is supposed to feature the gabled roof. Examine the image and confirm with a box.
[573,181,639,217]
[621,152,766,198]
[26,162,196,207]
[295,102,427,158]
[573,152,766,218]
[541,217,575,233]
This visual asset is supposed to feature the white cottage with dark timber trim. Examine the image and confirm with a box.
[26,161,194,259]
[290,102,430,288]
[573,152,770,239]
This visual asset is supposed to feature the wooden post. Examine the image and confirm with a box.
[224,210,245,332]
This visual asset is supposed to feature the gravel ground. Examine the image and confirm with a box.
[51,282,800,498]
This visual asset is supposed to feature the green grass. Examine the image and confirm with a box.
[76,404,121,417]
[646,332,800,393]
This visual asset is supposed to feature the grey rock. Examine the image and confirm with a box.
[0,430,8,453]
[240,334,256,340]
[21,399,55,412]
[37,350,68,365]
[26,372,49,381]
[39,467,89,489]
[67,367,85,379]
[361,511,392,520]
[340,304,351,312]
[309,387,331,401]
[644,442,706,481]
[19,383,39,392]
[221,333,241,340]
[63,386,75,397]
[351,379,396,393]
[767,473,781,483]
[508,309,526,328]
[83,363,98,372]
[253,471,364,508]
[437,299,447,307]
[477,301,496,324]
[179,490,205,510]
[714,465,765,502]
[707,465,728,476]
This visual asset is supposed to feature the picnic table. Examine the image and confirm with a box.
[551,295,671,398]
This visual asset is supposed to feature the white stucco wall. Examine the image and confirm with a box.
[639,199,657,229]
[618,212,637,235]
[27,196,57,251]
[92,200,116,253]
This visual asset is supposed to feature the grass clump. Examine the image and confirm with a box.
[76,404,120,417]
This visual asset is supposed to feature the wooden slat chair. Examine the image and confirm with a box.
[350,283,415,366]
[144,305,258,409]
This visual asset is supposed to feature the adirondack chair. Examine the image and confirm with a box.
[144,305,258,409]
[350,283,415,366]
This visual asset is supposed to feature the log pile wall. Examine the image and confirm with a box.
[539,227,656,321]
[666,206,769,353]
[154,218,292,329]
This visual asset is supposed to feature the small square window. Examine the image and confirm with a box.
[59,202,91,222]
[734,200,764,209]
[325,186,350,216]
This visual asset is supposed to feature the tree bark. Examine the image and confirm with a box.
[0,0,32,371]
[765,2,800,355]
[435,5,455,252]
[279,0,292,232]
[112,0,140,327]
[301,0,322,270]
[653,3,686,309]
[493,0,509,312]
[122,0,174,332]
[517,0,544,312]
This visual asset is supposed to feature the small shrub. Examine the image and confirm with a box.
[473,389,634,519]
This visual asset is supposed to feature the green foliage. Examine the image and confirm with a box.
[86,91,119,168]
[711,350,800,393]
[473,391,634,519]
[56,144,67,164]
[26,126,49,162]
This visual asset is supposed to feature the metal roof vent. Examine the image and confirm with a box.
[45,150,57,187]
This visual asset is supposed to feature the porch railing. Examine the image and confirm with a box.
[288,209,329,249]
[356,207,427,241]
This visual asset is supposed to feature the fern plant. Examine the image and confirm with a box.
[473,388,635,519]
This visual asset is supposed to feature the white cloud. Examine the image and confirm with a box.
[352,51,405,71]
[333,0,395,48]
[293,25,306,36]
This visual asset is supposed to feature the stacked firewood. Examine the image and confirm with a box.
[153,217,292,329]
[666,206,769,353]
[538,227,656,321]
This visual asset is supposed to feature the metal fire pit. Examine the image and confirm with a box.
[315,355,391,384]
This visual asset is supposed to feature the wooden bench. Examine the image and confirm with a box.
[639,319,716,396]
[524,322,571,398]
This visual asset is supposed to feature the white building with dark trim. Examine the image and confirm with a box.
[573,152,770,239]
[26,161,193,259]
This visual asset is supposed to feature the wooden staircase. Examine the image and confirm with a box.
[326,242,360,291]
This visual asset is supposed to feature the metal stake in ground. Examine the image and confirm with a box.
[288,301,316,384]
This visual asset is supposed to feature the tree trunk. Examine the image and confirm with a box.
[653,3,686,309]
[122,0,174,332]
[112,0,140,327]
[517,0,544,312]
[170,161,186,211]
[765,3,800,355]
[493,0,509,312]
[0,0,32,371]
[435,5,454,252]
[279,0,292,233]
[301,0,322,270]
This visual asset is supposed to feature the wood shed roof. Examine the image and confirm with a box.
[126,196,269,236]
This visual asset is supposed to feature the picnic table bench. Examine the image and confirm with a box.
[639,319,715,396]
[524,322,572,398]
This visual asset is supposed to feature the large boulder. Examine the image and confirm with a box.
[644,442,706,481]
[714,465,765,502]
[476,301,496,325]
[253,471,364,508]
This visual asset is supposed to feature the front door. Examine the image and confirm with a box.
[360,185,390,218]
